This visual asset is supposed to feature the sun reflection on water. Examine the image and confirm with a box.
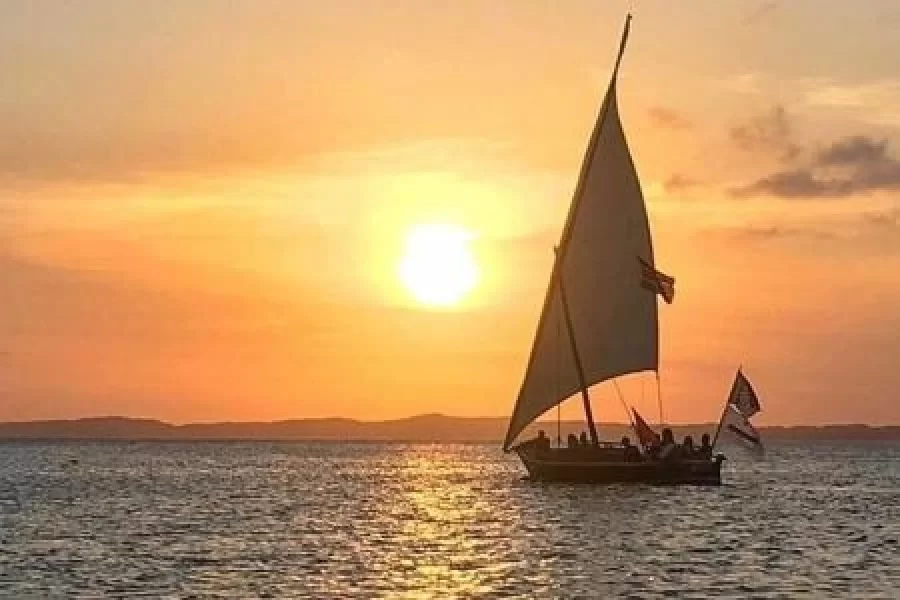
[369,447,508,598]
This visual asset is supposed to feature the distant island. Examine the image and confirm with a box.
[0,414,897,442]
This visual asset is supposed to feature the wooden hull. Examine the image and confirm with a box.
[515,445,724,485]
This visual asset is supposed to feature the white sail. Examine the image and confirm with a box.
[503,29,659,450]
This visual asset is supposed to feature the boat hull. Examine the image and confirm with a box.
[515,445,724,485]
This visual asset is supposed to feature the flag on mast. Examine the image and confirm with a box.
[715,369,764,456]
[730,370,761,417]
[638,257,675,304]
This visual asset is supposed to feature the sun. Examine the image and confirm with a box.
[399,224,479,307]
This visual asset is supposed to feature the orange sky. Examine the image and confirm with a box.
[3,1,900,425]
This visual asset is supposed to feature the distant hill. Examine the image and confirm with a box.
[0,415,897,442]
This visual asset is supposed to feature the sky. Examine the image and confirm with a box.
[2,1,900,425]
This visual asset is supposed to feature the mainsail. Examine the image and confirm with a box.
[504,16,660,450]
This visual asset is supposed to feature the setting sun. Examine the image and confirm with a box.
[399,224,479,307]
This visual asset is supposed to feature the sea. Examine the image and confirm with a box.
[0,441,897,599]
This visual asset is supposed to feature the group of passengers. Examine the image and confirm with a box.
[646,428,714,461]
[532,428,713,462]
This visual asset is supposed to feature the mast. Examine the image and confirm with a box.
[611,14,631,80]
[555,307,562,447]
[656,372,665,425]
[557,262,599,445]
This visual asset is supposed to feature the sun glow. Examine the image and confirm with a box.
[399,224,479,307]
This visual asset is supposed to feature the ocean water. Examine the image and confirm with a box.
[0,441,897,598]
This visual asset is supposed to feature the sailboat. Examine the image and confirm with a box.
[502,15,725,485]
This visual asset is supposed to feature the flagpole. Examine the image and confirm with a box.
[556,404,561,448]
[711,403,730,450]
[556,306,562,447]
[712,368,740,448]
[656,371,664,426]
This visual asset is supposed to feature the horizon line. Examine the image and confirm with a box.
[1,414,899,428]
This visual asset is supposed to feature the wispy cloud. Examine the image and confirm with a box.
[743,1,780,26]
[862,208,900,228]
[720,73,764,95]
[724,224,837,241]
[729,104,801,162]
[711,207,900,245]
[804,79,900,127]
[731,170,851,199]
[663,173,701,194]
[647,107,692,130]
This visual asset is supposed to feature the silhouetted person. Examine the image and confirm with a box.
[698,433,713,459]
[622,436,641,462]
[579,431,589,447]
[682,435,695,459]
[567,433,579,449]
[659,427,677,461]
[536,429,551,451]
[646,438,661,460]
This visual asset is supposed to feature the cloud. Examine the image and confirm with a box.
[732,135,900,199]
[647,107,692,130]
[731,170,852,199]
[663,173,701,193]
[729,105,800,162]
[720,73,764,95]
[724,225,837,241]
[804,79,900,128]
[862,208,900,228]
[707,209,900,259]
[817,136,888,166]
[743,1,780,26]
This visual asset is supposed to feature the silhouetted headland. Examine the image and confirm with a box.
[0,414,897,442]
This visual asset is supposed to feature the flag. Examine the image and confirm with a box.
[715,369,764,457]
[729,370,760,417]
[720,404,764,456]
[638,257,675,303]
[631,407,661,448]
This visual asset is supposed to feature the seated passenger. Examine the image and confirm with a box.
[621,436,642,462]
[535,429,551,451]
[567,433,580,449]
[659,428,677,461]
[682,435,695,459]
[698,433,713,459]
[579,431,590,447]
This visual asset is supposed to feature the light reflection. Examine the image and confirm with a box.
[371,446,514,598]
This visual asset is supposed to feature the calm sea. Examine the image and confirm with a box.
[0,441,897,598]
